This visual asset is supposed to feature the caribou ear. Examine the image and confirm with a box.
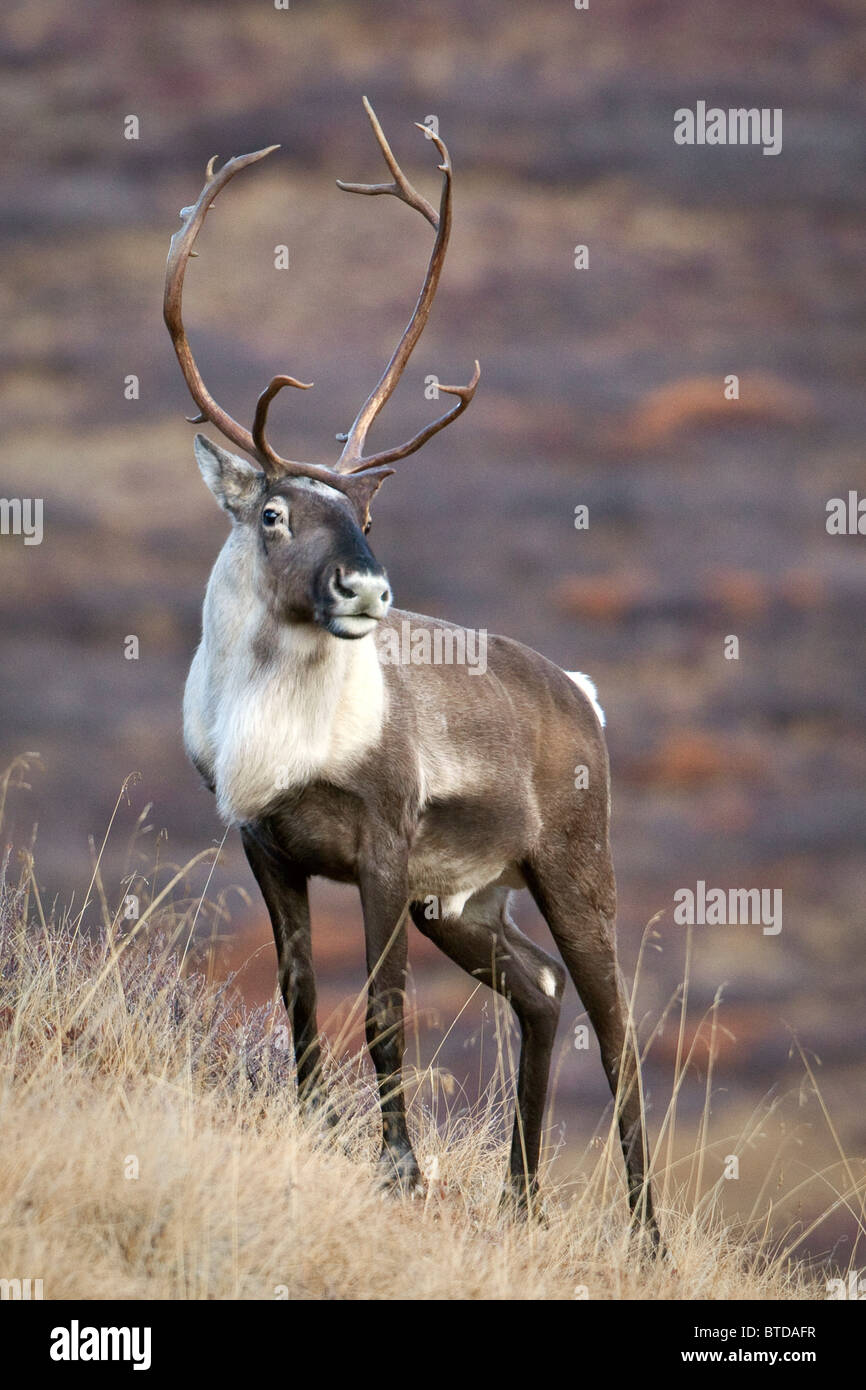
[344,467,394,531]
[193,434,265,517]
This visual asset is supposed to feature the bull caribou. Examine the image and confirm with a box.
[164,98,661,1250]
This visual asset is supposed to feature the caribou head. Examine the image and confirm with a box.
[163,97,479,642]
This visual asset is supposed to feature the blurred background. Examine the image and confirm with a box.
[1,0,865,1266]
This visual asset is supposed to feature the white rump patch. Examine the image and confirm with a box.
[538,967,559,998]
[565,671,606,727]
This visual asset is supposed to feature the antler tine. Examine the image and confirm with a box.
[335,98,479,472]
[345,361,481,473]
[164,146,315,476]
[336,96,438,229]
[252,373,313,466]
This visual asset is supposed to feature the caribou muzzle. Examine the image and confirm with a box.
[321,563,391,639]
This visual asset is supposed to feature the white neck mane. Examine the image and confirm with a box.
[183,533,387,825]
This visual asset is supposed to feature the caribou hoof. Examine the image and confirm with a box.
[298,1086,340,1131]
[499,1180,546,1224]
[375,1147,426,1199]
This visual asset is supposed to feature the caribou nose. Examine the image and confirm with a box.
[331,566,391,616]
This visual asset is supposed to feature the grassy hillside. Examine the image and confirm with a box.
[0,764,854,1300]
[2,0,865,1269]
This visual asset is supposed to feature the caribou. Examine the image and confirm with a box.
[164,98,662,1249]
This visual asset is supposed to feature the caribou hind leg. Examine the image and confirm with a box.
[523,851,663,1254]
[410,887,565,1211]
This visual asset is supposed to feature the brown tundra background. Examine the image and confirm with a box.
[1,0,864,1266]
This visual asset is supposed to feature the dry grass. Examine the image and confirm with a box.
[0,760,859,1300]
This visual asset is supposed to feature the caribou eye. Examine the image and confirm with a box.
[262,507,282,528]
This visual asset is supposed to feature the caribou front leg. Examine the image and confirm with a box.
[240,826,330,1117]
[358,857,421,1195]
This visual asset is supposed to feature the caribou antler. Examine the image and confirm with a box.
[164,101,478,498]
[164,148,350,489]
[335,97,480,474]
